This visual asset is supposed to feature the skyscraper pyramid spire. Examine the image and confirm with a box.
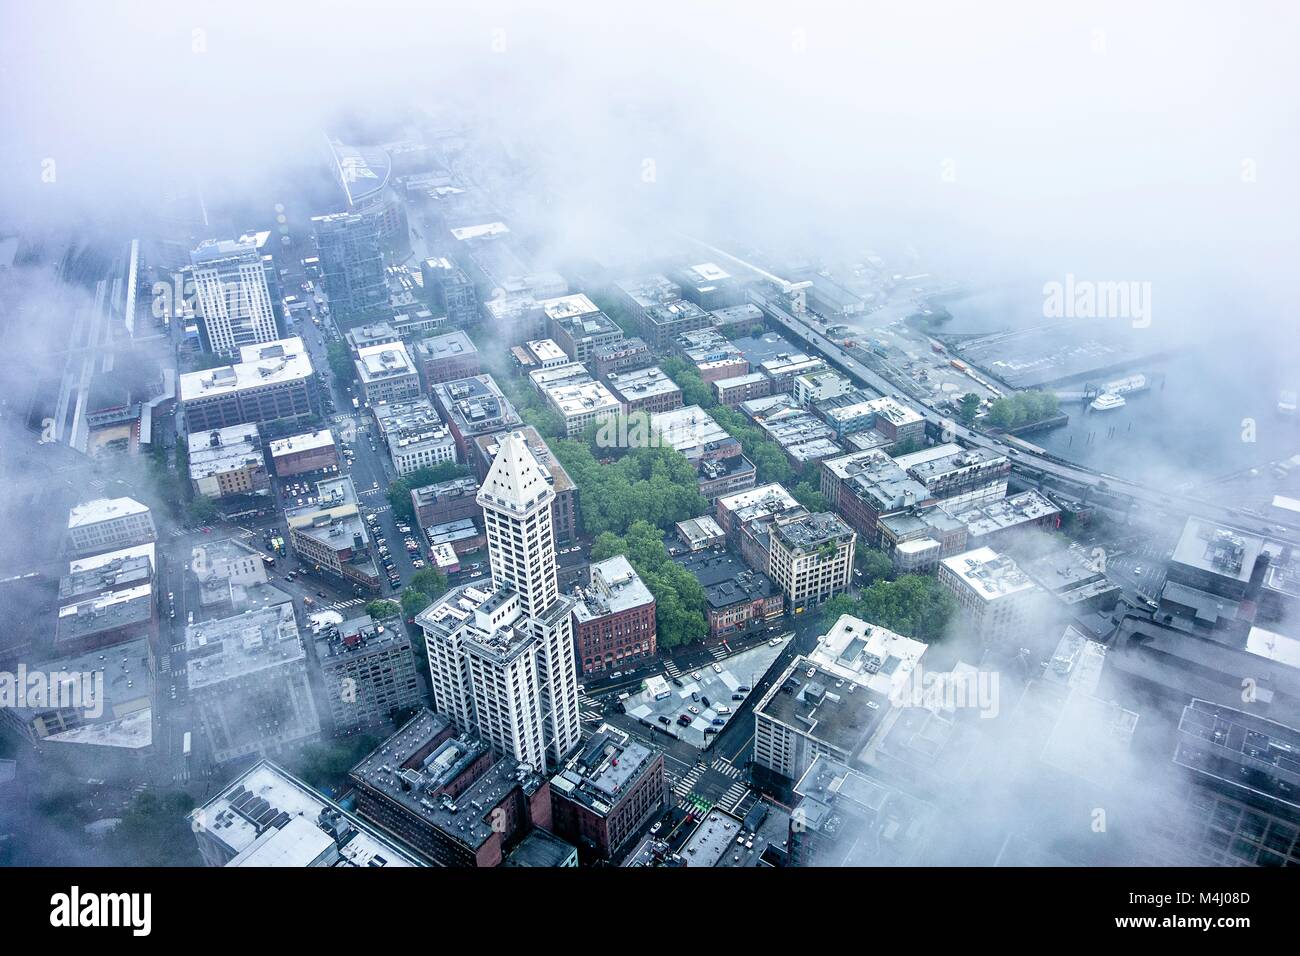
[477,431,555,517]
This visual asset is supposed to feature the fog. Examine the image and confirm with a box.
[2,0,1298,867]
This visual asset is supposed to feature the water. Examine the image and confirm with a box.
[940,288,1300,489]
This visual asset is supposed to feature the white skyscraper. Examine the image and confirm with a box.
[418,432,580,770]
[191,236,279,355]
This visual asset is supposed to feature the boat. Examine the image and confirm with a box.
[1090,392,1127,412]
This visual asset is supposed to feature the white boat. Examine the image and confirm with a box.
[1090,392,1127,412]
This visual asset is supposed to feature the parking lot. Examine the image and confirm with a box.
[625,637,789,749]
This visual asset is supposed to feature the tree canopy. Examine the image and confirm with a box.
[590,520,709,648]
[551,439,707,536]
[818,574,956,642]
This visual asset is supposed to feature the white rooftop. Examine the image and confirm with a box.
[941,547,1038,600]
[269,430,336,457]
[68,497,149,529]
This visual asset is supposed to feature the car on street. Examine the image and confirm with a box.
[712,663,722,673]
[692,671,702,680]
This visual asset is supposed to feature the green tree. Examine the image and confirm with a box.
[791,480,829,513]
[186,496,219,526]
[409,567,448,601]
[818,574,955,642]
[659,358,716,409]
[103,790,201,866]
[365,599,401,619]
[327,341,356,384]
[855,547,894,584]
[401,587,433,618]
[959,392,981,424]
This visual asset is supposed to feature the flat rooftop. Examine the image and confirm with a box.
[194,759,419,867]
[572,555,655,623]
[550,724,658,818]
[941,547,1038,600]
[674,548,777,609]
[416,330,477,361]
[356,342,417,383]
[651,405,729,459]
[539,292,600,320]
[184,602,305,690]
[180,337,313,401]
[1171,516,1266,583]
[350,709,543,852]
[68,496,149,529]
[952,490,1060,537]
[756,654,893,758]
[269,429,335,457]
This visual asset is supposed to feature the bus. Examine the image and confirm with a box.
[182,732,192,759]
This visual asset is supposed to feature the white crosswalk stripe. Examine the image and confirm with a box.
[664,661,681,678]
[709,645,728,661]
[328,598,365,611]
[581,710,603,722]
[723,783,749,808]
[674,765,704,798]
[711,756,741,779]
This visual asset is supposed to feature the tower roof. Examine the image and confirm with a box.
[478,431,555,516]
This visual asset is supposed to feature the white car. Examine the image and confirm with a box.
[712,663,723,673]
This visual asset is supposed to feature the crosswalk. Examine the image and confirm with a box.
[664,660,682,679]
[168,528,188,537]
[325,598,365,611]
[722,781,749,809]
[674,764,705,801]
[579,693,604,723]
[711,756,743,779]
[708,645,729,662]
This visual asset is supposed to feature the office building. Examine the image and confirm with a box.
[1168,699,1300,866]
[431,374,521,460]
[951,490,1061,549]
[418,434,581,770]
[349,709,552,867]
[420,256,479,327]
[714,372,772,408]
[190,235,279,355]
[673,262,744,310]
[789,756,933,866]
[66,497,155,556]
[285,476,381,592]
[545,294,623,364]
[354,341,420,405]
[876,505,969,574]
[549,724,667,860]
[314,613,423,733]
[570,556,657,675]
[185,602,321,765]
[412,475,482,530]
[190,760,420,867]
[371,398,457,475]
[605,365,683,415]
[895,443,1010,508]
[938,547,1043,646]
[415,330,480,385]
[766,512,856,612]
[179,337,315,432]
[529,362,622,437]
[312,211,388,318]
[592,337,651,378]
[268,429,339,478]
[472,427,578,545]
[753,614,925,785]
[673,548,783,638]
[187,425,269,498]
